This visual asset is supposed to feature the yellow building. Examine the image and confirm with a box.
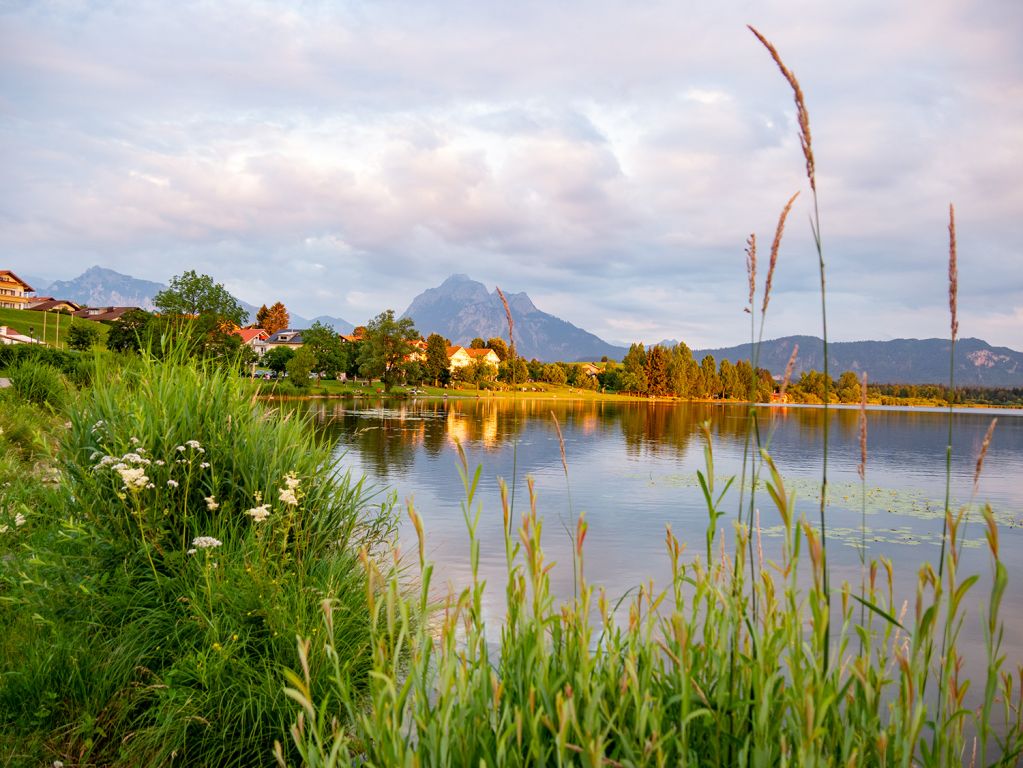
[0,271,35,310]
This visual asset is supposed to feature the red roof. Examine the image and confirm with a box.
[466,348,497,358]
[234,328,269,343]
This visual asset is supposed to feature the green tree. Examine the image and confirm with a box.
[499,358,528,385]
[424,333,451,385]
[646,346,670,396]
[263,346,295,375]
[105,309,155,353]
[542,363,567,385]
[700,355,720,399]
[469,337,486,349]
[487,337,508,361]
[719,359,739,399]
[620,343,648,394]
[358,310,419,393]
[255,304,270,328]
[667,343,696,398]
[467,359,498,387]
[67,321,101,351]
[154,270,247,327]
[836,370,862,403]
[302,322,345,379]
[286,345,316,388]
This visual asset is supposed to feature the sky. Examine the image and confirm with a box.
[2,0,1021,349]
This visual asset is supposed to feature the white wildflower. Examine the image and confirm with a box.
[121,453,145,464]
[118,467,149,490]
[111,462,127,471]
[146,482,155,489]
[167,479,179,488]
[283,473,301,490]
[191,536,222,550]
[186,548,197,556]
[176,445,186,452]
[90,451,102,461]
[246,504,271,523]
[15,513,26,527]
[98,456,116,467]
[205,496,219,511]
[154,459,166,466]
[130,436,140,445]
[278,487,298,507]
[185,440,202,450]
[199,461,210,469]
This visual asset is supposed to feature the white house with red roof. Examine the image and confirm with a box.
[446,345,500,371]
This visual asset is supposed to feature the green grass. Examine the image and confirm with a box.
[0,348,396,767]
[0,307,108,349]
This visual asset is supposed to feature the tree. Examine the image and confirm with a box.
[106,309,155,353]
[154,270,246,327]
[541,363,567,385]
[836,370,862,403]
[700,355,720,399]
[620,343,648,394]
[286,345,316,387]
[719,359,739,399]
[646,346,670,396]
[487,337,508,361]
[263,346,295,375]
[302,322,345,379]
[469,337,486,349]
[424,333,451,385]
[263,301,289,335]
[467,359,497,387]
[256,304,270,328]
[499,358,528,385]
[357,310,419,393]
[67,321,101,351]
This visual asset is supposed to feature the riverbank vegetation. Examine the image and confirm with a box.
[0,346,395,766]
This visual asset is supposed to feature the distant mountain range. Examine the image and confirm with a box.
[693,335,1023,387]
[401,274,627,362]
[19,266,1023,385]
[32,266,353,332]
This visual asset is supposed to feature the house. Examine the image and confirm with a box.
[265,329,305,349]
[340,329,366,344]
[73,306,140,322]
[233,327,270,357]
[0,325,43,346]
[27,298,83,313]
[447,346,500,371]
[0,271,35,310]
[406,338,427,363]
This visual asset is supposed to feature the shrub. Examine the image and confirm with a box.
[7,358,69,412]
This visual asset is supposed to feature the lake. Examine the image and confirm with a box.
[293,397,1023,656]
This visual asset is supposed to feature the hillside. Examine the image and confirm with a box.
[401,274,627,362]
[0,307,109,349]
[693,335,1023,386]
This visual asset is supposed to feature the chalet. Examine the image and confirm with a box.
[27,298,82,313]
[447,346,500,371]
[0,271,35,310]
[233,327,270,357]
[265,329,305,349]
[0,325,43,346]
[73,306,140,322]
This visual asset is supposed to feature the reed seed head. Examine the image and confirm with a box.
[550,411,568,477]
[745,233,757,311]
[496,285,515,355]
[763,191,800,314]
[948,203,958,342]
[749,26,816,192]
[973,417,997,493]
[780,343,799,394]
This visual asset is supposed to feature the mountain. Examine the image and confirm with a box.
[306,315,355,334]
[401,274,627,362]
[694,335,1023,386]
[47,266,165,311]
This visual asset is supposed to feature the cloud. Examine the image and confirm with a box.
[1,0,1021,348]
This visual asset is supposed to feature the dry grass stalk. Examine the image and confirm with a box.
[948,203,958,342]
[858,372,868,480]
[496,286,515,354]
[780,343,799,394]
[550,411,568,476]
[748,26,816,192]
[973,418,997,493]
[745,233,756,312]
[762,191,800,314]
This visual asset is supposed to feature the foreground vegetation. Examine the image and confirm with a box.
[0,349,395,766]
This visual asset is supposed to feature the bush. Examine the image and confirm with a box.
[7,358,69,411]
[0,351,396,766]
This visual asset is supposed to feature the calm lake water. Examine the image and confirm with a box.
[294,397,1023,655]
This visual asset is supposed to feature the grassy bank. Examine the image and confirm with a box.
[0,307,108,349]
[0,350,396,767]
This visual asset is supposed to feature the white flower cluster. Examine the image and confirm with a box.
[205,496,219,511]
[246,504,271,523]
[278,473,301,507]
[191,536,222,550]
